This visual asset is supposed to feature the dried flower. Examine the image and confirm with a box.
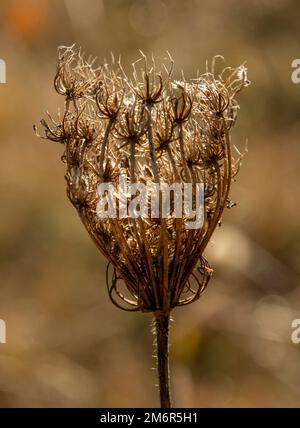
[36,46,249,408]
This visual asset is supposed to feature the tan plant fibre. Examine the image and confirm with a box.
[36,46,249,314]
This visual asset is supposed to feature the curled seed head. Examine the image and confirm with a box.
[36,46,249,313]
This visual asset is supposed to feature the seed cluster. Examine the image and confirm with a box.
[36,45,249,313]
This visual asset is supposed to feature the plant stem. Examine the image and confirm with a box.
[154,311,171,408]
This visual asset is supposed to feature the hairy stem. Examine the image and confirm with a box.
[154,311,171,408]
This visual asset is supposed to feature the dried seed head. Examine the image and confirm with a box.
[36,46,249,313]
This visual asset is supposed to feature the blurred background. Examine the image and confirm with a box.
[0,0,300,407]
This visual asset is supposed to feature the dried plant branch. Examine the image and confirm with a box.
[154,311,171,408]
[35,46,250,407]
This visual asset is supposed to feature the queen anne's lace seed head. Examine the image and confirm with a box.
[36,46,249,313]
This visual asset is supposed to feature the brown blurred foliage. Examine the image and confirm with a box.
[0,0,300,407]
